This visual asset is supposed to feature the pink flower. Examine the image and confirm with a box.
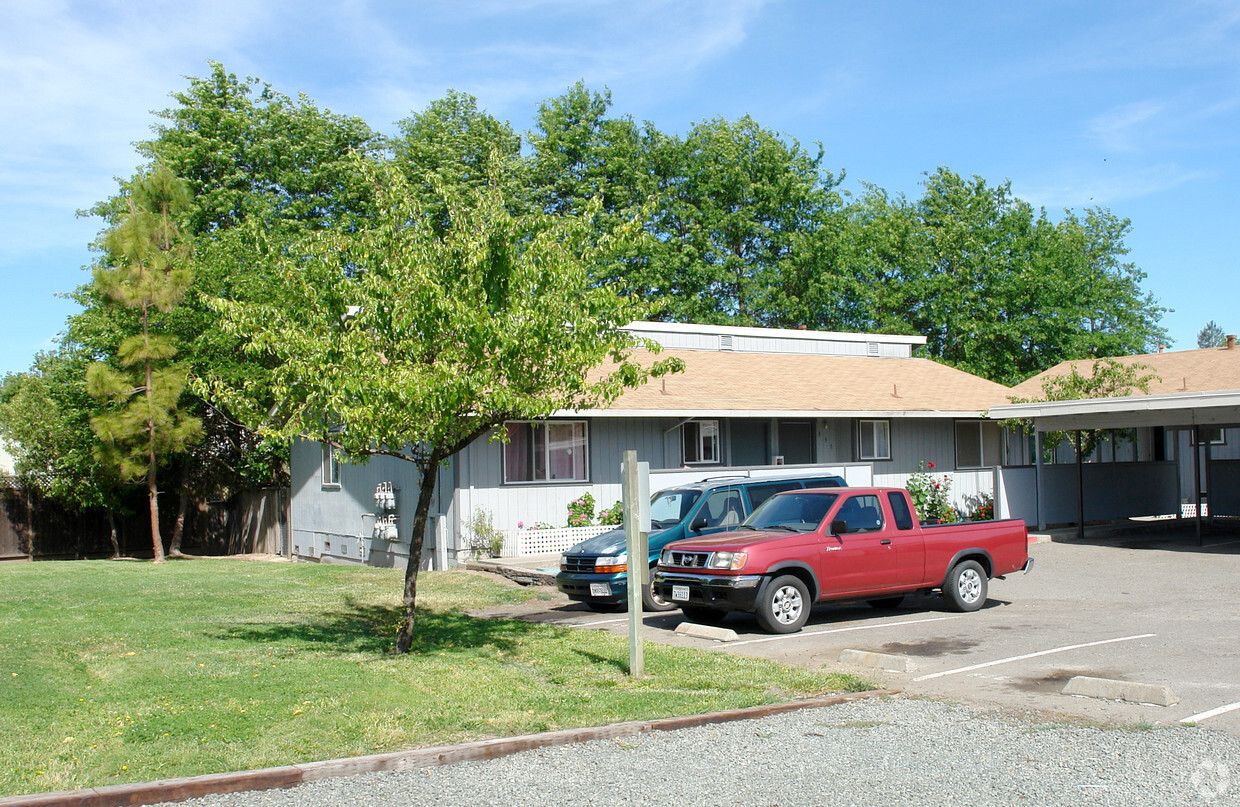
[927,461,935,468]
[517,521,524,528]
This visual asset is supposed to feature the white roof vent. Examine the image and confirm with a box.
[866,341,880,357]
[719,335,734,351]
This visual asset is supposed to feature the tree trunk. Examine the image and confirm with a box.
[395,460,441,654]
[107,511,120,560]
[148,467,163,563]
[143,308,164,563]
[168,462,191,557]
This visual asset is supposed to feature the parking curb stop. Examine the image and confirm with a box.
[838,649,917,673]
[1062,676,1179,707]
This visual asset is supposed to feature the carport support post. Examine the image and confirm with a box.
[622,450,644,678]
[1075,430,1085,541]
[1193,426,1203,547]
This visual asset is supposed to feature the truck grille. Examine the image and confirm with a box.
[562,555,597,574]
[665,550,710,569]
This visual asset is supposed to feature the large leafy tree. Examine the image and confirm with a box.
[86,164,202,562]
[801,169,1168,384]
[0,348,128,557]
[392,89,525,228]
[646,116,840,324]
[209,159,681,652]
[63,63,381,546]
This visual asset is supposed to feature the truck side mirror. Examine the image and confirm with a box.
[831,518,850,535]
[691,518,708,532]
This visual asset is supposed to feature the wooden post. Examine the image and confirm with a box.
[622,450,644,678]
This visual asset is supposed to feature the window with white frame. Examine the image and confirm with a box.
[1190,426,1227,446]
[503,421,589,483]
[321,443,341,487]
[857,419,890,460]
[955,420,1001,469]
[683,420,720,464]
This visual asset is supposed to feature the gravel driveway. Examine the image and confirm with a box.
[157,695,1239,807]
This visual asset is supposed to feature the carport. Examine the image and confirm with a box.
[990,389,1240,544]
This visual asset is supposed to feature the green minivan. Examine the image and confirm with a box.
[555,473,847,611]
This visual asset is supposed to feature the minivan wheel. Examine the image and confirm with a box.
[642,576,678,612]
[756,575,810,633]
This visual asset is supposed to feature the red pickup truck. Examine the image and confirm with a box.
[652,487,1031,633]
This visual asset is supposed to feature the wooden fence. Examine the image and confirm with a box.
[0,477,288,560]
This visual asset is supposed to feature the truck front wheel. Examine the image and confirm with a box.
[944,560,987,612]
[756,575,811,633]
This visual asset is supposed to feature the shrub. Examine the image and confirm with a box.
[465,507,505,558]
[906,461,957,523]
[968,493,995,521]
[598,500,624,525]
[567,492,596,527]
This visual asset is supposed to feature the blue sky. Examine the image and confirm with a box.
[2,0,1238,379]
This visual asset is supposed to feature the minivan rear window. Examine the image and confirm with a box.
[745,481,801,509]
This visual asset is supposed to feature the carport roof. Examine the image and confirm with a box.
[993,346,1240,430]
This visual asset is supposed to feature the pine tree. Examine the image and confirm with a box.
[87,164,202,562]
[1197,320,1226,349]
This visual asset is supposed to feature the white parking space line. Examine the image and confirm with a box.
[724,616,964,648]
[912,633,1157,682]
[1181,701,1240,724]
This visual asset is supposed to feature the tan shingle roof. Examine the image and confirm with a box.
[587,349,1011,416]
[1008,346,1240,400]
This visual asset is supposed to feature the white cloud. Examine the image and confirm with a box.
[0,1,286,252]
[1015,163,1209,210]
[1086,100,1169,153]
[324,0,770,127]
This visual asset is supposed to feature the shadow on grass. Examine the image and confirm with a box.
[572,649,627,674]
[211,597,552,655]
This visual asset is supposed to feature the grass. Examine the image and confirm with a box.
[0,558,870,797]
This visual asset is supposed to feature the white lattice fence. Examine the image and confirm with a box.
[504,525,616,556]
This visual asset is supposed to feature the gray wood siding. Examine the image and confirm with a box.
[623,326,915,357]
[858,418,956,475]
[454,419,675,538]
[289,438,446,565]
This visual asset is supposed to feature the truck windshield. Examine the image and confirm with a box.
[649,489,702,529]
[744,492,839,532]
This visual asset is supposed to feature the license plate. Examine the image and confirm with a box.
[672,585,690,602]
[589,583,611,597]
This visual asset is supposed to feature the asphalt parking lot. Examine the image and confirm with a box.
[483,527,1240,736]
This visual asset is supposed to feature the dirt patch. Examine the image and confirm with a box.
[879,637,980,657]
[223,553,290,562]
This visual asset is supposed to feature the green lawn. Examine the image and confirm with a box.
[0,558,869,797]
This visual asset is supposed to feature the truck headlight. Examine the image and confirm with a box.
[559,553,569,570]
[595,554,627,574]
[709,551,747,570]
